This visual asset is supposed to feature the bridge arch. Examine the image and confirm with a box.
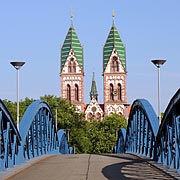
[17,100,69,163]
[125,99,159,158]
[116,128,126,153]
[156,88,180,170]
[0,99,21,170]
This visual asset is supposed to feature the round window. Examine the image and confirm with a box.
[91,106,97,112]
[113,56,117,61]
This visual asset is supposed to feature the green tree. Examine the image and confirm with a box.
[3,99,16,122]
[19,97,34,120]
[2,96,127,154]
[3,97,34,123]
[87,114,127,154]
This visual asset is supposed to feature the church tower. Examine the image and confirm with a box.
[103,13,127,116]
[90,72,98,101]
[85,72,104,121]
[60,15,84,112]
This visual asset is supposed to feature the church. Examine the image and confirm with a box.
[60,13,128,121]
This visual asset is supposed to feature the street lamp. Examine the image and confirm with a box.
[151,59,166,123]
[10,61,25,130]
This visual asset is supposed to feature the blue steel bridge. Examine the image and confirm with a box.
[1,89,180,179]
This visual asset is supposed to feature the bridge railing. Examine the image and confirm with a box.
[116,88,180,173]
[0,100,70,171]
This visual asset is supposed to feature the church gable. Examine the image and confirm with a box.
[104,48,126,74]
[61,25,83,71]
[61,49,82,74]
[103,24,126,72]
[85,98,104,121]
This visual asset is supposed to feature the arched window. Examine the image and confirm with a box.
[68,58,76,73]
[115,61,119,72]
[87,113,93,120]
[96,112,101,120]
[111,61,114,72]
[110,84,114,101]
[111,56,119,72]
[67,84,71,101]
[73,62,76,73]
[68,62,72,73]
[117,83,122,101]
[75,84,79,101]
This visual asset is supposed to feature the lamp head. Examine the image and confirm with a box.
[10,62,25,70]
[151,60,166,68]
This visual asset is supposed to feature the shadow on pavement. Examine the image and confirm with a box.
[101,154,177,180]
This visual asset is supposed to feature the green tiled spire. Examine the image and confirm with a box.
[90,72,98,100]
[61,25,83,71]
[103,22,126,71]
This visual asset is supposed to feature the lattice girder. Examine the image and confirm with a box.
[17,100,69,164]
[116,128,126,153]
[0,100,21,171]
[125,99,159,159]
[156,89,180,171]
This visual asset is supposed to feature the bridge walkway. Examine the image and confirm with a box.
[1,154,180,180]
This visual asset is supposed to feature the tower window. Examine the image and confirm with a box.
[111,56,119,72]
[110,83,114,101]
[75,84,79,101]
[68,58,76,73]
[68,61,72,72]
[67,84,71,101]
[117,83,122,101]
[73,61,76,73]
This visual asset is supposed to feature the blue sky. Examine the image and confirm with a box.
[1,0,180,114]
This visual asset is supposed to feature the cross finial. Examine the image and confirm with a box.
[112,9,115,18]
[70,8,73,26]
[112,9,115,25]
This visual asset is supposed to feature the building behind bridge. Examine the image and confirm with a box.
[60,13,129,121]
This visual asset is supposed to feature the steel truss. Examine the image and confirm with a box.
[0,100,70,171]
[156,89,180,171]
[0,100,21,171]
[116,128,126,153]
[117,89,180,172]
[118,99,159,159]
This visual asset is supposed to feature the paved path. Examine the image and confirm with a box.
[1,154,180,180]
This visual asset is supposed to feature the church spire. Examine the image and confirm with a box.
[90,72,98,101]
[61,11,83,71]
[103,11,126,71]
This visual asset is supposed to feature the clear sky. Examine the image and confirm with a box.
[1,0,180,114]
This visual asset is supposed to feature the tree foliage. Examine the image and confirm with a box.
[2,95,127,154]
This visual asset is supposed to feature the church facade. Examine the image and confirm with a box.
[60,16,127,121]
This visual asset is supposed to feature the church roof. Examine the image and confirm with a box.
[103,22,126,71]
[61,25,83,71]
[90,72,98,100]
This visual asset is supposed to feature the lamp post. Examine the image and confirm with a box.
[10,61,25,130]
[151,59,166,123]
